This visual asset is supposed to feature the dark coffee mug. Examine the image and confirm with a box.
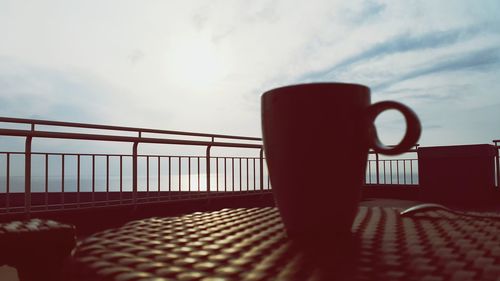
[261,83,421,241]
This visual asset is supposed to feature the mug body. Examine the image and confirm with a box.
[261,83,371,240]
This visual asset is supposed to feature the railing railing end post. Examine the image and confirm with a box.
[25,135,33,218]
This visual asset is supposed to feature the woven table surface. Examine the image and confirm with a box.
[69,207,500,281]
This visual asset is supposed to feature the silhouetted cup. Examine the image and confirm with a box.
[261,83,421,242]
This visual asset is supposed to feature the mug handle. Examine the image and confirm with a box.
[366,101,421,155]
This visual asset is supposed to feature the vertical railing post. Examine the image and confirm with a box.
[6,152,10,212]
[367,159,371,185]
[61,154,65,207]
[77,154,81,207]
[206,137,213,192]
[119,155,123,203]
[133,132,141,205]
[259,148,264,190]
[92,155,95,204]
[146,156,150,198]
[133,141,139,205]
[106,155,109,204]
[158,156,161,199]
[25,124,34,218]
[375,152,380,185]
[495,141,499,188]
[415,144,420,185]
[45,154,49,209]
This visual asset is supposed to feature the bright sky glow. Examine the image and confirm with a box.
[163,34,229,92]
[1,0,500,146]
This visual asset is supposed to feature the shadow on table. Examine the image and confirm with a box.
[291,233,361,281]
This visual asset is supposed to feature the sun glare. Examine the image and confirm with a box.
[165,36,227,92]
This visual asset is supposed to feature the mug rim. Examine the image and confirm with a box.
[262,82,370,97]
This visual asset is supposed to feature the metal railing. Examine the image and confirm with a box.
[366,158,419,185]
[0,116,420,215]
[0,117,269,215]
[0,152,270,212]
[365,147,419,185]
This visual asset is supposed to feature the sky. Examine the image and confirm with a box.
[1,0,500,147]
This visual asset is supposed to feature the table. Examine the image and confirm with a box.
[68,206,500,281]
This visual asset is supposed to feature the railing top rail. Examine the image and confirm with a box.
[0,116,262,142]
[493,140,500,145]
[0,128,262,149]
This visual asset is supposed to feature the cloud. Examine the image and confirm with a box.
[339,0,386,24]
[379,84,470,104]
[300,23,495,82]
[0,57,115,123]
[128,49,145,65]
[372,46,500,91]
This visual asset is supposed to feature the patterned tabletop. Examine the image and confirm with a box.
[68,206,500,281]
